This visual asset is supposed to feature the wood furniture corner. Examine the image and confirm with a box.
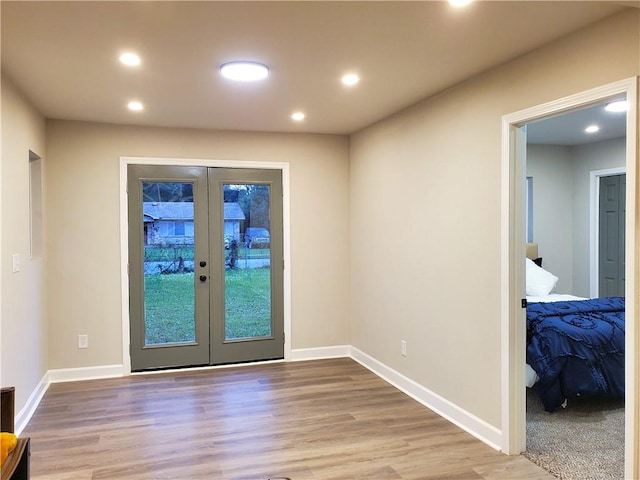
[1,387,30,480]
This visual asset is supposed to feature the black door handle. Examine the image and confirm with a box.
[199,261,207,267]
[199,275,207,282]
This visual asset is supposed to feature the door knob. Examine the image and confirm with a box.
[199,275,207,282]
[199,261,207,267]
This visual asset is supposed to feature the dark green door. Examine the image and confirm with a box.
[599,173,625,297]
[208,168,284,365]
[128,165,284,371]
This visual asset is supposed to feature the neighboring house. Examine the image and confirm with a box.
[223,202,246,244]
[142,202,195,245]
[142,202,245,245]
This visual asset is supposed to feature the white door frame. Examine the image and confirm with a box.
[500,77,638,479]
[119,156,292,375]
[590,167,627,298]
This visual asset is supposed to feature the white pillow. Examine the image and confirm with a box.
[526,258,559,296]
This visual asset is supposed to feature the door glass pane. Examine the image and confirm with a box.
[142,182,196,346]
[223,184,272,340]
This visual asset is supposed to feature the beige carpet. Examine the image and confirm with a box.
[524,389,624,480]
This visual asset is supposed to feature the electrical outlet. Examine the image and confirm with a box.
[78,334,89,349]
[401,339,407,357]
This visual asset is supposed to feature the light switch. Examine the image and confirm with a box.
[12,254,20,273]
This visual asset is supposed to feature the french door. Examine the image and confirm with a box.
[128,165,284,371]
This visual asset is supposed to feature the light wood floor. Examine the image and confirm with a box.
[22,358,553,479]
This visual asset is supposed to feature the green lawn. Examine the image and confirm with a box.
[225,268,271,339]
[144,273,195,344]
[144,268,271,345]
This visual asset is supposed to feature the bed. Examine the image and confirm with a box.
[524,243,625,412]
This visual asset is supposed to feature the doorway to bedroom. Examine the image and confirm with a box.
[127,164,284,371]
[521,100,627,479]
[501,77,637,479]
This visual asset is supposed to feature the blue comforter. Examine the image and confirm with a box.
[526,297,625,412]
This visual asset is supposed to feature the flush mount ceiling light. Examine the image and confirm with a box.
[119,52,141,67]
[220,62,269,82]
[127,101,144,111]
[341,73,360,86]
[604,100,628,113]
[449,0,473,7]
[291,112,305,121]
[585,124,600,134]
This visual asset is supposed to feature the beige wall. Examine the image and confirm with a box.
[1,75,47,410]
[45,121,350,368]
[349,10,639,428]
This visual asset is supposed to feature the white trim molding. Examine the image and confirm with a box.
[47,364,125,384]
[15,365,124,434]
[291,345,351,361]
[501,77,638,478]
[351,347,502,451]
[14,373,50,436]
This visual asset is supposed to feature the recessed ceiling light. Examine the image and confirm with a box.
[449,0,472,7]
[585,125,600,134]
[605,100,628,113]
[119,52,141,67]
[341,73,360,86]
[291,112,305,121]
[220,62,269,82]
[127,101,144,112]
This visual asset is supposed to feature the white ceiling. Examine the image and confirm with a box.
[1,1,634,136]
[527,100,628,146]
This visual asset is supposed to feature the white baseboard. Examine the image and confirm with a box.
[47,364,124,383]
[15,373,50,436]
[350,347,502,451]
[15,365,124,435]
[291,345,351,361]
[18,351,503,452]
